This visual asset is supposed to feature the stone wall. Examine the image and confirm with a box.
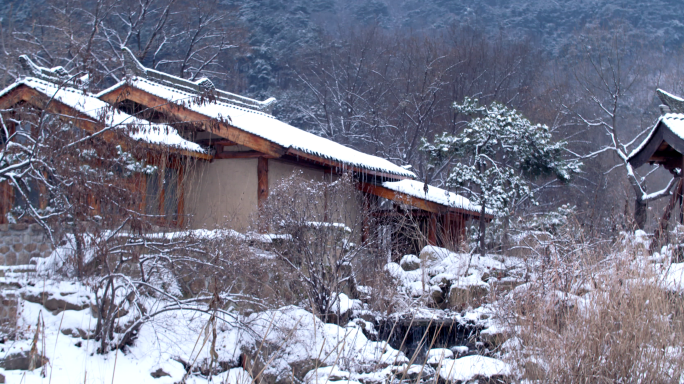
[0,289,18,338]
[0,224,52,266]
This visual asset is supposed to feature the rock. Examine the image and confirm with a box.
[399,254,420,271]
[394,364,434,381]
[150,368,170,378]
[242,343,323,384]
[480,327,506,349]
[0,351,49,370]
[419,246,450,267]
[449,345,469,357]
[303,366,350,384]
[449,274,490,309]
[61,327,93,339]
[22,292,89,314]
[0,373,4,383]
[493,278,523,295]
[426,348,454,366]
[439,356,510,383]
[430,286,445,306]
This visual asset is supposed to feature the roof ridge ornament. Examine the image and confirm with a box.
[18,55,89,89]
[657,89,684,114]
[120,46,276,114]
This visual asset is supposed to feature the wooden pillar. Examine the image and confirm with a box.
[428,213,437,246]
[257,157,269,233]
[177,160,185,227]
[0,181,11,225]
[257,157,269,208]
[361,192,371,244]
[460,213,467,246]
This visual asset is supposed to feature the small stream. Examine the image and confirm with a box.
[376,316,482,363]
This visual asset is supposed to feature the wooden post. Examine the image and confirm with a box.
[428,213,437,246]
[361,192,371,244]
[177,160,185,227]
[257,157,269,233]
[0,181,11,224]
[257,157,269,208]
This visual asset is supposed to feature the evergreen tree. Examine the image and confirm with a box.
[422,97,581,256]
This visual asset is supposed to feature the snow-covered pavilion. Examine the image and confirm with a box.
[0,51,490,255]
[628,89,684,173]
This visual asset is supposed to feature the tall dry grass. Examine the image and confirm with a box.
[501,226,684,383]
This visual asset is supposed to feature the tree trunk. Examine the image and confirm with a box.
[502,214,510,256]
[479,203,486,257]
[634,198,648,230]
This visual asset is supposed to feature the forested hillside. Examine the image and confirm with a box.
[1,0,682,233]
[3,2,684,383]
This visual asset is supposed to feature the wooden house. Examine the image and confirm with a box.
[0,52,491,255]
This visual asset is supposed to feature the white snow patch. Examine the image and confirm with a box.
[426,348,454,365]
[438,355,510,382]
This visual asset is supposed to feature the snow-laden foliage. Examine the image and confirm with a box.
[422,97,581,254]
[423,97,580,217]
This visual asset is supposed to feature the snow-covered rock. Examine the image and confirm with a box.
[21,280,92,314]
[331,293,361,315]
[399,254,420,271]
[449,345,469,357]
[438,356,510,382]
[426,348,454,365]
[242,306,406,383]
[303,366,350,384]
[419,246,453,268]
[449,272,490,308]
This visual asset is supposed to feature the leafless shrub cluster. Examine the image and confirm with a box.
[257,172,369,321]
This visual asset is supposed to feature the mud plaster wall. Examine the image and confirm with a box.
[268,159,362,242]
[183,158,363,236]
[184,158,258,231]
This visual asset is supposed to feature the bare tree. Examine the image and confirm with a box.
[292,26,551,184]
[0,0,247,90]
[569,25,674,229]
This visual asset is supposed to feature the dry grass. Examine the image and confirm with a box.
[501,228,684,384]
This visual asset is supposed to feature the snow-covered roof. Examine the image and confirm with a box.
[382,179,493,215]
[628,113,684,162]
[0,77,208,155]
[98,77,416,178]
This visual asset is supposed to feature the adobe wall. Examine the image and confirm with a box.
[184,158,364,236]
[184,158,259,231]
[268,159,363,240]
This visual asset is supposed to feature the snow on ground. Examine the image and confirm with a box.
[1,280,406,384]
[663,262,684,292]
[1,295,250,384]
